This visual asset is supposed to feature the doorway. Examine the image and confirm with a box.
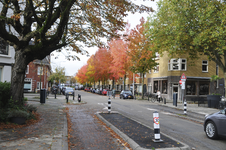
[172,84,178,101]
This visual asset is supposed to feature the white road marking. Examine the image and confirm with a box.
[198,112,208,115]
[161,112,172,115]
[147,108,158,111]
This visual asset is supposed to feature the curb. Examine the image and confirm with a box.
[96,111,190,150]
[157,103,205,124]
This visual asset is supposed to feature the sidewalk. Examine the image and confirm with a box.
[158,101,218,116]
[0,93,68,150]
[0,93,220,150]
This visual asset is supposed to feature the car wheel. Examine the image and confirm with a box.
[205,121,218,139]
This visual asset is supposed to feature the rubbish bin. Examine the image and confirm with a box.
[40,89,46,104]
[173,93,177,106]
[207,95,221,108]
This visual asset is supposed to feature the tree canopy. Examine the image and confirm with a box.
[0,0,153,103]
[48,66,66,84]
[145,0,226,95]
[127,17,157,98]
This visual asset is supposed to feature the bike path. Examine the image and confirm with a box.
[97,112,190,150]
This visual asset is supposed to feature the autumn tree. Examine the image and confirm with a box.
[86,55,96,87]
[127,17,157,99]
[93,47,113,89]
[48,67,66,85]
[0,0,153,105]
[75,65,88,85]
[145,0,226,96]
[109,38,132,90]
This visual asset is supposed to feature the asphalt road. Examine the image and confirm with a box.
[74,90,226,150]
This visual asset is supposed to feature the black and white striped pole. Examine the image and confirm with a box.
[108,98,111,113]
[184,99,187,115]
[153,111,163,142]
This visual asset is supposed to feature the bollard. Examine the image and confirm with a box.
[108,98,111,113]
[66,94,69,103]
[55,91,56,99]
[78,94,81,102]
[73,93,74,100]
[164,98,166,104]
[153,111,163,142]
[184,99,187,115]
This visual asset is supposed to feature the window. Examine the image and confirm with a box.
[37,82,42,90]
[26,65,29,74]
[154,65,159,73]
[154,81,158,93]
[186,81,196,95]
[202,61,208,72]
[199,81,209,95]
[0,37,9,55]
[168,58,187,71]
[24,79,32,91]
[162,80,167,94]
[37,66,43,75]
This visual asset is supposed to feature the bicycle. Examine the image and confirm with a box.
[150,94,163,103]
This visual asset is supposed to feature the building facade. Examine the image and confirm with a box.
[146,52,224,102]
[24,57,51,93]
[0,38,15,82]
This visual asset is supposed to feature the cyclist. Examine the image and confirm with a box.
[157,90,161,102]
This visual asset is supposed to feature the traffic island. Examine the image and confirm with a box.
[96,112,190,150]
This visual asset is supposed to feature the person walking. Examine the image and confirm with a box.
[112,88,115,99]
[157,90,161,102]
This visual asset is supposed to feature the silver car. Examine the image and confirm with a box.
[204,108,226,139]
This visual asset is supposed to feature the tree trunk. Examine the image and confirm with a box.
[112,78,115,90]
[123,75,126,90]
[11,50,28,105]
[141,73,144,99]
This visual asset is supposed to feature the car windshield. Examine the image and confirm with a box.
[124,91,132,94]
[66,87,73,91]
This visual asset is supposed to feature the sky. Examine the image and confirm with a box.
[51,0,158,76]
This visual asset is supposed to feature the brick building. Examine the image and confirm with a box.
[24,56,51,93]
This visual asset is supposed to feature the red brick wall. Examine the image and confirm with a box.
[25,61,50,92]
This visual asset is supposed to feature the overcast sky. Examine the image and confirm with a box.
[51,0,158,76]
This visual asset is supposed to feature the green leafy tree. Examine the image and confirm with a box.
[127,17,157,98]
[48,67,66,85]
[0,0,153,104]
[145,0,226,96]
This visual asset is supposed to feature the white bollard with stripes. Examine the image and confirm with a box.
[108,98,111,113]
[184,99,187,115]
[153,111,163,142]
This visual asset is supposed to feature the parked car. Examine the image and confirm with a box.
[99,88,103,95]
[204,108,226,139]
[64,87,74,96]
[120,90,134,99]
[102,89,108,95]
[95,89,100,94]
[61,87,66,95]
[92,88,96,93]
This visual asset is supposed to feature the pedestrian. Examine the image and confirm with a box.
[112,88,115,99]
[157,90,161,102]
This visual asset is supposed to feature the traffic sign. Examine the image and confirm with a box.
[179,80,182,84]
[180,73,187,80]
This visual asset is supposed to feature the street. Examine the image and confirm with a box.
[74,90,226,150]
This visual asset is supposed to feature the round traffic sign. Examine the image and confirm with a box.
[179,80,182,84]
